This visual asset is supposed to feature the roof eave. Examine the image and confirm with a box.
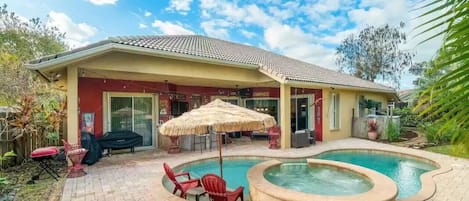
[26,43,259,72]
[284,79,396,94]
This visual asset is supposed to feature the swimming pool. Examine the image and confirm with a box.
[316,150,438,199]
[165,150,438,199]
[264,162,373,195]
[178,158,265,195]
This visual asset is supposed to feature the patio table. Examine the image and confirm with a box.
[186,187,207,201]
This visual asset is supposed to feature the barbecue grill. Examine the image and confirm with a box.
[98,130,143,154]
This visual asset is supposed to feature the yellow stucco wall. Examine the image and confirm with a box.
[76,52,273,85]
[321,88,389,141]
[362,93,388,105]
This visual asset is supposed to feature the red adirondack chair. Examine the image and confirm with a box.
[202,173,244,201]
[163,163,201,198]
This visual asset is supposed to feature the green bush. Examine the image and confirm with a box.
[419,122,452,144]
[386,121,400,142]
[0,177,9,195]
[394,107,420,127]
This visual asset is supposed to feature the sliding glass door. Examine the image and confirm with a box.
[108,93,155,147]
[291,96,314,132]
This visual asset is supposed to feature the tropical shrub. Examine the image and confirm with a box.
[414,0,469,150]
[394,107,420,127]
[386,121,400,142]
[0,150,16,168]
[419,122,452,145]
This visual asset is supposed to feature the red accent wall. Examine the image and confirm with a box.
[313,90,323,141]
[78,77,323,141]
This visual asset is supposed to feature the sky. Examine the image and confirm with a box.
[4,0,443,90]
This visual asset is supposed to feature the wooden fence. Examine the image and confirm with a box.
[0,114,65,162]
[352,116,400,140]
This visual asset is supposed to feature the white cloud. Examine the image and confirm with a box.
[320,29,358,45]
[138,23,147,29]
[240,30,256,39]
[87,0,117,6]
[199,1,275,28]
[264,23,336,69]
[144,11,152,17]
[166,0,193,15]
[201,20,231,39]
[47,11,97,48]
[348,0,409,28]
[243,5,276,27]
[151,20,194,35]
[268,6,293,21]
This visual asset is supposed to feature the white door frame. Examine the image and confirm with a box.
[291,94,315,130]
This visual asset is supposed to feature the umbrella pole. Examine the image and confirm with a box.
[218,131,223,178]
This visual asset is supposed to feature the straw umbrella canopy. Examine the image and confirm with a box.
[159,99,276,177]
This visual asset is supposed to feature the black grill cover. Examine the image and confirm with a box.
[98,130,143,149]
[80,132,102,165]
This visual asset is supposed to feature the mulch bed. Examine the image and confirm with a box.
[400,130,418,139]
[0,158,67,201]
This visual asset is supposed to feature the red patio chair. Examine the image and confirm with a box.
[163,163,201,198]
[268,126,281,149]
[202,173,244,201]
[62,140,88,178]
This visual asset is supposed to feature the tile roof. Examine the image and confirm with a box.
[30,35,395,92]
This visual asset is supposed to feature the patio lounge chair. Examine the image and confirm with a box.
[202,173,244,201]
[163,163,201,198]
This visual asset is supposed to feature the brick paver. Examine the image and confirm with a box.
[60,138,469,201]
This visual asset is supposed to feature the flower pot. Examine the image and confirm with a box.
[368,131,378,140]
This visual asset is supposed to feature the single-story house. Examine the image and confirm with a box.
[26,35,396,149]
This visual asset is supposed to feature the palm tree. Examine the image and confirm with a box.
[415,0,468,150]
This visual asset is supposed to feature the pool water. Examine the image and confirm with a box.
[179,158,265,195]
[264,163,373,195]
[317,151,437,199]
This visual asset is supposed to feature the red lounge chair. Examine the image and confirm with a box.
[163,163,201,198]
[202,173,244,201]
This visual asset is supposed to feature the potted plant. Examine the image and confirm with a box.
[367,118,378,140]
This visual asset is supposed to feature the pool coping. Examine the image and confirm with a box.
[314,148,453,201]
[161,148,452,201]
[248,159,397,201]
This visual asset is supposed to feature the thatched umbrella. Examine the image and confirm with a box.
[159,99,276,178]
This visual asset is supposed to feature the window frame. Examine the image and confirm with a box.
[330,92,341,130]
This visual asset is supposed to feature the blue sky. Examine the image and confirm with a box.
[4,0,443,90]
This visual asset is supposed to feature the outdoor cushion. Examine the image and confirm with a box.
[31,147,59,158]
[67,148,88,156]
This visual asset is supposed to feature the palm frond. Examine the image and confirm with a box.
[415,0,469,148]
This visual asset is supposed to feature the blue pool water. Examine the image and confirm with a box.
[264,163,373,195]
[317,151,437,199]
[171,151,437,199]
[179,158,265,195]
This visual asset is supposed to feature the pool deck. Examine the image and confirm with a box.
[60,138,469,201]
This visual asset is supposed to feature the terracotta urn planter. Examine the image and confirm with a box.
[367,118,378,140]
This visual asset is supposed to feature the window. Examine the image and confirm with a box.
[330,93,340,129]
[171,101,188,117]
[245,99,278,121]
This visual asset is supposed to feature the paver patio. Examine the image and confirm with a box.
[60,138,469,201]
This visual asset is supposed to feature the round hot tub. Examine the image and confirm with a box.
[248,159,397,201]
[264,162,373,196]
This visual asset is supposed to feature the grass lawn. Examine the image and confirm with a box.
[425,144,469,159]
